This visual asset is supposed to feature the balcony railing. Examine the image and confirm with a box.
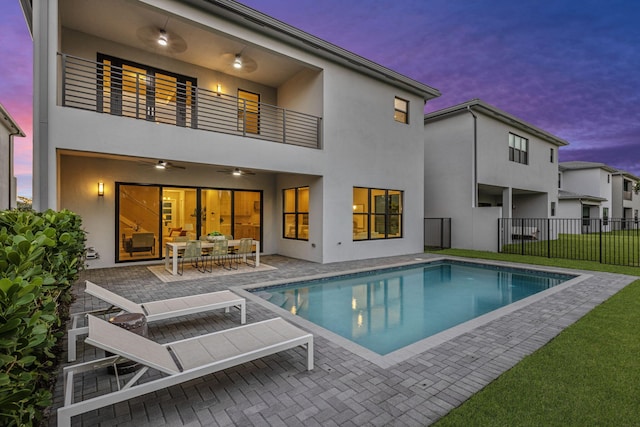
[623,190,632,201]
[59,53,322,149]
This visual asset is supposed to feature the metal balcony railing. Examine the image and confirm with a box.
[59,53,322,149]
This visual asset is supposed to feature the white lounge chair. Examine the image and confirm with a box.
[67,280,246,361]
[58,315,313,427]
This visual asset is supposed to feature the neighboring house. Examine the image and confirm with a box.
[424,99,568,251]
[558,161,615,227]
[0,103,25,210]
[611,170,640,227]
[22,0,441,267]
[559,161,640,230]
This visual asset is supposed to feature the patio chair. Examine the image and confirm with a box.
[179,240,204,275]
[58,315,313,427]
[67,281,246,361]
[233,237,255,268]
[124,232,155,256]
[210,238,231,270]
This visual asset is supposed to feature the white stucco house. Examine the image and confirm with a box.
[424,99,568,251]
[559,161,640,230]
[22,0,441,267]
[0,103,25,210]
[611,169,640,226]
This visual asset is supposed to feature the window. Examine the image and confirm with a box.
[97,54,196,127]
[283,187,309,240]
[582,206,590,227]
[394,97,408,124]
[353,187,403,240]
[508,133,528,164]
[558,173,562,188]
[607,174,610,183]
[603,207,609,226]
[550,148,554,163]
[551,201,556,217]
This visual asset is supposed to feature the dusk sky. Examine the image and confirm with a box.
[2,0,639,198]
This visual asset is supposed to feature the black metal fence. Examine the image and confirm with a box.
[424,218,451,249]
[499,218,640,267]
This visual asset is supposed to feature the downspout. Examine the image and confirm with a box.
[467,105,478,208]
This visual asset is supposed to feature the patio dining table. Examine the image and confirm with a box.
[164,239,260,275]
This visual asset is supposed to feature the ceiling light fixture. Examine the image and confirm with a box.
[232,168,242,176]
[233,54,243,69]
[158,29,168,46]
[156,160,167,169]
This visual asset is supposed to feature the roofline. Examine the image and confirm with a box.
[186,0,441,100]
[558,191,607,202]
[0,103,26,137]
[612,170,640,181]
[424,99,569,147]
[19,0,33,38]
[559,162,618,173]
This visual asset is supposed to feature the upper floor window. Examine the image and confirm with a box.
[550,148,554,163]
[353,187,403,240]
[394,97,409,124]
[509,133,528,164]
[558,173,562,188]
[607,174,610,183]
[283,186,309,240]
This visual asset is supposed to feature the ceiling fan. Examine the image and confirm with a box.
[217,167,255,176]
[138,160,186,170]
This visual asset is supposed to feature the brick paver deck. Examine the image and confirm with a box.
[48,254,636,426]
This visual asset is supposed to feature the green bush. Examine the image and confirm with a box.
[0,209,86,427]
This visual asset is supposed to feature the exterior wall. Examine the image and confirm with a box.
[557,199,580,218]
[34,0,429,266]
[559,167,612,220]
[475,114,558,200]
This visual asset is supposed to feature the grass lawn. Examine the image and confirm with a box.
[501,232,640,266]
[429,249,640,426]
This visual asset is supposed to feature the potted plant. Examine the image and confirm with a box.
[206,231,225,241]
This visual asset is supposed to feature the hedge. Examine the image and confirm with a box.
[0,209,86,426]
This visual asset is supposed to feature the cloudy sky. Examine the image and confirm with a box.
[2,0,639,198]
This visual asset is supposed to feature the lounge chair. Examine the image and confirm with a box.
[67,281,246,361]
[58,315,313,427]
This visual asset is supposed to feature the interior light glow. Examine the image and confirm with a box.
[158,30,168,46]
[233,54,242,69]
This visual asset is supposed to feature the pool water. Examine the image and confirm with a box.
[252,261,575,355]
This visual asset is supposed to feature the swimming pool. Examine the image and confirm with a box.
[250,260,576,355]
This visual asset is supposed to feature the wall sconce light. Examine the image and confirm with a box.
[98,181,105,197]
[216,83,222,96]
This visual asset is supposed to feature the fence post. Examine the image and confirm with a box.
[521,218,525,255]
[440,218,444,249]
[599,218,603,264]
[547,218,551,258]
[61,54,67,106]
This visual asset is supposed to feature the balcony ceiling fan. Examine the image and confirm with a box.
[138,160,186,170]
[217,167,255,176]
[136,26,187,54]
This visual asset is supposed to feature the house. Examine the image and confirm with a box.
[0,102,25,210]
[557,161,615,227]
[559,161,640,230]
[22,0,441,267]
[611,169,640,227]
[424,99,568,251]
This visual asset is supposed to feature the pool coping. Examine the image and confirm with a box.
[237,256,592,369]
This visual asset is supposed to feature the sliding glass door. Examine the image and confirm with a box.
[116,184,262,263]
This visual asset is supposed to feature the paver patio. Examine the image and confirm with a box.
[48,254,636,426]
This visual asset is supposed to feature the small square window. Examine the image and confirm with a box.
[394,97,408,124]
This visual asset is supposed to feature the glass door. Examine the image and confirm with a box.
[117,184,161,262]
[238,89,260,134]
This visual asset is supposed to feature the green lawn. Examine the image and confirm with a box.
[501,232,640,266]
[428,249,640,426]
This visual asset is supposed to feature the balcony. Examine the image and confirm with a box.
[60,54,322,149]
[623,190,633,201]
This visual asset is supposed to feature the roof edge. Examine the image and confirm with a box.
[191,0,441,100]
[0,103,26,137]
[424,99,569,147]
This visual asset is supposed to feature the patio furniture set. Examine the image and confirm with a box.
[58,281,313,427]
[164,238,261,275]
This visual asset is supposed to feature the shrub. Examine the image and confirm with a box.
[0,209,86,426]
